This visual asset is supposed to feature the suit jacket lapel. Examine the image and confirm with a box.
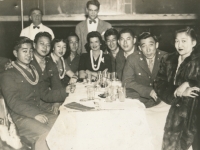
[97,19,104,33]
[83,20,89,34]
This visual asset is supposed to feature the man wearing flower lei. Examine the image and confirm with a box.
[79,31,112,79]
[0,37,55,149]
[31,32,74,115]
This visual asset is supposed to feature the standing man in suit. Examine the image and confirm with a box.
[75,0,112,54]
[122,32,167,108]
[20,8,54,41]
[104,28,126,81]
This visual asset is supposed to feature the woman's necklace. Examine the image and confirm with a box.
[51,53,66,79]
[90,50,103,71]
[12,61,39,85]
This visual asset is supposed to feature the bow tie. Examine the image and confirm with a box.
[33,26,40,29]
[89,19,96,24]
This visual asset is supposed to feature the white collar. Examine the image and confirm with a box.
[146,55,155,64]
[30,23,43,27]
[87,18,99,24]
[34,53,45,63]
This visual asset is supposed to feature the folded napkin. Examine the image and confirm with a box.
[64,102,95,111]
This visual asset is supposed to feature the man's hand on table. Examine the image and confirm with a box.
[51,103,61,115]
[66,84,76,93]
[150,90,157,101]
[69,75,78,84]
[35,114,48,124]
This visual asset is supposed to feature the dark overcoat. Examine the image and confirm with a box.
[154,47,200,150]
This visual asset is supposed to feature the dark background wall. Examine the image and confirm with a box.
[1,21,200,60]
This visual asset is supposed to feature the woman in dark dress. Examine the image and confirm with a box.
[154,26,200,150]
[79,31,112,79]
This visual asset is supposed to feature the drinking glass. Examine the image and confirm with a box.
[118,87,126,102]
[111,72,118,81]
[87,86,95,100]
[86,73,92,85]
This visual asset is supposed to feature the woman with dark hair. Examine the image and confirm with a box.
[154,26,200,150]
[79,31,112,79]
[47,38,78,88]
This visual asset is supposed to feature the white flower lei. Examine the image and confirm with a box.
[51,53,66,79]
[90,50,104,71]
[12,61,39,85]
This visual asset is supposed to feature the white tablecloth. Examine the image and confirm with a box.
[46,83,191,150]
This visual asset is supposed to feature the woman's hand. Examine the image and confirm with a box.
[174,82,190,97]
[182,87,200,98]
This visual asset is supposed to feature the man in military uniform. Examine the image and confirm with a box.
[122,32,167,108]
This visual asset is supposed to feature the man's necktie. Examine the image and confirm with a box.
[89,19,96,24]
[25,66,33,77]
[148,59,154,73]
[33,26,40,29]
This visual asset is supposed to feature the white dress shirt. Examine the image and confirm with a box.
[87,18,99,33]
[20,23,55,41]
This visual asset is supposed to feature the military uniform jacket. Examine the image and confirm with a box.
[122,49,167,107]
[0,62,44,121]
[31,56,68,103]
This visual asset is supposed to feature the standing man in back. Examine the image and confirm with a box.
[75,0,112,54]
[20,8,54,41]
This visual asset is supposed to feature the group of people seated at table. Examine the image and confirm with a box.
[0,0,200,150]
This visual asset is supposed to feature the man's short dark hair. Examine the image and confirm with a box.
[104,28,119,40]
[138,32,158,43]
[118,28,135,39]
[29,8,43,16]
[34,32,52,43]
[86,0,100,9]
[14,37,33,51]
[67,32,79,42]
